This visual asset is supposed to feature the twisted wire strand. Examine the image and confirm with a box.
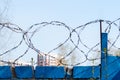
[0,23,24,57]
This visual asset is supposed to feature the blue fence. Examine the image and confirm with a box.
[73,66,100,78]
[0,66,12,79]
[0,33,120,79]
[0,59,120,79]
[15,66,34,79]
[35,66,65,79]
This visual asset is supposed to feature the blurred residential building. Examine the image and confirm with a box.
[37,53,58,66]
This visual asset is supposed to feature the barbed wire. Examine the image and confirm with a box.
[0,18,120,67]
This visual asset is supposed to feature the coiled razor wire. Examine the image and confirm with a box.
[0,18,120,66]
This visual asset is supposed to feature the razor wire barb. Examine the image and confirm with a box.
[0,18,120,66]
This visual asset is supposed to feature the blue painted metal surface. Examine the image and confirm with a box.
[101,33,108,80]
[73,56,120,79]
[35,66,65,78]
[0,66,12,79]
[107,56,120,80]
[101,33,120,80]
[15,66,33,79]
[73,66,100,78]
[113,68,120,80]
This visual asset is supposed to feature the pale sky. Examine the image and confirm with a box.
[9,0,120,29]
[0,0,120,66]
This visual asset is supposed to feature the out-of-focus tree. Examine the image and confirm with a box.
[0,0,11,22]
[57,43,76,66]
[0,0,11,65]
[115,49,120,56]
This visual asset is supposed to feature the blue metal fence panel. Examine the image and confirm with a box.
[113,69,120,80]
[101,33,108,80]
[35,66,65,78]
[106,56,120,80]
[93,66,100,78]
[0,66,12,79]
[15,66,33,79]
[73,66,100,78]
